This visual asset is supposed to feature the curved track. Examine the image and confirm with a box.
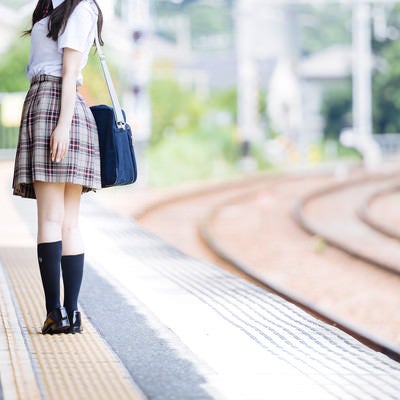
[133,169,400,360]
[359,184,400,241]
[295,173,400,276]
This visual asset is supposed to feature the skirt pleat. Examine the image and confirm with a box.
[12,75,101,199]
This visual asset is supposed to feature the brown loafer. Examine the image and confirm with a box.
[42,306,70,334]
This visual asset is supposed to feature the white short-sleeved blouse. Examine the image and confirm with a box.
[27,0,98,86]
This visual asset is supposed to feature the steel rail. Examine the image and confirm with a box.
[293,173,400,276]
[133,171,281,220]
[358,183,400,241]
[199,173,400,361]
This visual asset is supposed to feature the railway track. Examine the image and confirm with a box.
[359,183,400,241]
[295,173,400,276]
[129,168,400,360]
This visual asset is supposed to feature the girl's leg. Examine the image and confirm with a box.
[35,181,65,244]
[61,183,84,332]
[61,183,84,256]
[34,181,65,313]
[34,181,70,334]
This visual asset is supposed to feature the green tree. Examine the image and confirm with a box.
[0,0,30,8]
[81,49,113,105]
[149,78,204,144]
[147,76,245,186]
[209,87,237,120]
[321,5,400,137]
[373,40,400,133]
[186,2,232,41]
[153,0,233,51]
[0,34,114,103]
[0,36,30,92]
[372,4,400,133]
[301,4,351,55]
[321,82,352,138]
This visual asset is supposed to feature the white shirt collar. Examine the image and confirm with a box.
[52,0,65,8]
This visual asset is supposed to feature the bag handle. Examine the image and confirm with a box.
[94,32,126,129]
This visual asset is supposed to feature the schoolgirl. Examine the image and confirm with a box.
[12,0,103,334]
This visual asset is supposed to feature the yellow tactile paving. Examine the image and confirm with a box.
[0,247,144,400]
[0,260,40,400]
[0,162,145,400]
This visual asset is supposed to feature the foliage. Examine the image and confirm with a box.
[113,0,123,18]
[320,82,352,138]
[208,87,237,120]
[300,4,351,55]
[80,49,113,105]
[372,43,400,133]
[145,125,239,187]
[153,0,233,51]
[0,32,110,100]
[147,76,245,186]
[148,75,292,186]
[0,0,30,8]
[185,2,232,41]
[320,5,400,136]
[149,78,204,144]
[0,126,19,148]
[0,36,30,92]
[372,4,400,133]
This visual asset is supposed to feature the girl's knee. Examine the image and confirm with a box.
[39,211,64,227]
[62,223,80,237]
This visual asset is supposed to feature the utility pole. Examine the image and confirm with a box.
[353,2,372,143]
[122,0,152,144]
[351,1,381,167]
[235,0,261,169]
[236,0,301,167]
[118,0,153,183]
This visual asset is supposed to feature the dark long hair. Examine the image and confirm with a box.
[25,0,103,45]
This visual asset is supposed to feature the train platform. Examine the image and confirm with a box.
[1,159,400,400]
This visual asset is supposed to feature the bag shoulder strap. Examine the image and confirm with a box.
[94,31,126,129]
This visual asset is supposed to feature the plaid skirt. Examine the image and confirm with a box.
[12,75,101,199]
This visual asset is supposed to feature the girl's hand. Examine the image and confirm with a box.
[50,47,82,163]
[50,124,70,163]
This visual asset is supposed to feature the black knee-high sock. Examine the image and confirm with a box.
[37,241,62,314]
[61,254,84,313]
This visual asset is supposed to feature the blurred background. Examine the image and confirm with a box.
[1,0,400,186]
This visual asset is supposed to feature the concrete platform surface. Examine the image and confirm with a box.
[1,161,400,400]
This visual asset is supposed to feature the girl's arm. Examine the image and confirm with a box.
[50,48,82,163]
